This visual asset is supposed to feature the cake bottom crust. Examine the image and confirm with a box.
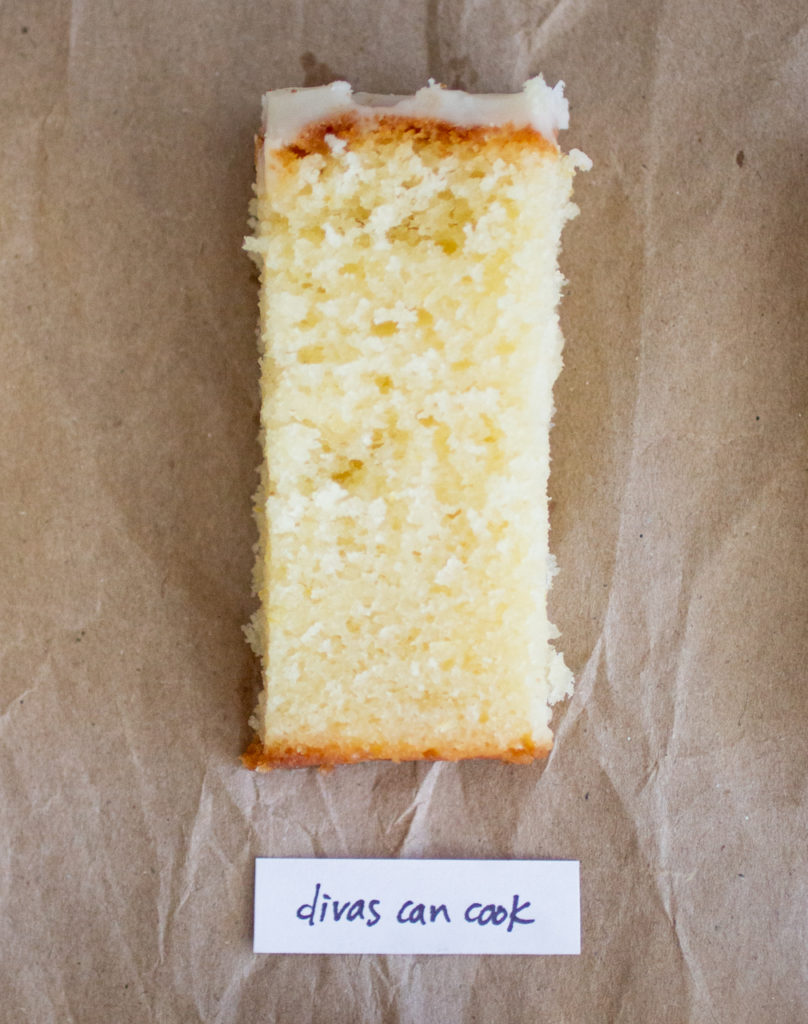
[242,735,553,771]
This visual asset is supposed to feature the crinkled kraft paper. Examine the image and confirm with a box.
[1,0,806,1020]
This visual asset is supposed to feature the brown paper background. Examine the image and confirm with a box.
[2,0,806,1020]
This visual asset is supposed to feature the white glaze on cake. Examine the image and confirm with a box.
[261,77,570,149]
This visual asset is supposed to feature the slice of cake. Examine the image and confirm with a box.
[243,78,589,770]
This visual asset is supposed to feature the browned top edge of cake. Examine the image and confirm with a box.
[242,735,552,771]
[256,111,560,164]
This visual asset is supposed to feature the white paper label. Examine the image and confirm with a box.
[253,858,580,955]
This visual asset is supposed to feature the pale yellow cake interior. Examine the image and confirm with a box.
[244,114,581,767]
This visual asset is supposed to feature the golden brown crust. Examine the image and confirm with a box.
[260,112,559,165]
[242,734,552,771]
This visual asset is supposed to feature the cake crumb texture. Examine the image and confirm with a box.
[244,97,583,769]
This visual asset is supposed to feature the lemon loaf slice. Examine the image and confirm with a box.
[243,78,588,770]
